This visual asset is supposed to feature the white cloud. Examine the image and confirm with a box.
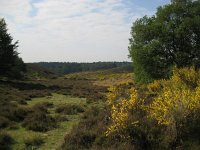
[0,0,152,62]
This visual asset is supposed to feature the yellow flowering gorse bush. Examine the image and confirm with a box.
[147,67,200,126]
[147,79,164,94]
[106,87,139,136]
[105,67,200,148]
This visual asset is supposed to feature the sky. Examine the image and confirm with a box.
[0,0,170,62]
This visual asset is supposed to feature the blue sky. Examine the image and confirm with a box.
[0,0,170,62]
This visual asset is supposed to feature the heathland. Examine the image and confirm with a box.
[1,0,200,149]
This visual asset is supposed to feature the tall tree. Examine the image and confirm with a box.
[129,0,200,84]
[0,18,26,78]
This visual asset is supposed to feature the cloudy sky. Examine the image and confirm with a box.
[0,0,170,62]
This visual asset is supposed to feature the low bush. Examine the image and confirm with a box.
[55,115,69,122]
[94,134,135,150]
[62,131,96,150]
[0,103,30,122]
[33,102,54,110]
[56,104,84,115]
[11,106,30,121]
[22,105,57,132]
[62,106,109,149]
[8,123,19,130]
[24,134,44,148]
[0,130,14,150]
[0,116,10,129]
[32,103,48,112]
[18,99,27,105]
[23,112,57,132]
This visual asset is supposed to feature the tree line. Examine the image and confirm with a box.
[33,62,132,75]
[0,18,132,78]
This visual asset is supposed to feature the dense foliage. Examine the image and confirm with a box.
[129,0,200,83]
[34,62,132,74]
[106,87,140,137]
[0,18,26,78]
[106,67,200,149]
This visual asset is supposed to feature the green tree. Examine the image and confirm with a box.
[129,0,200,84]
[0,18,26,78]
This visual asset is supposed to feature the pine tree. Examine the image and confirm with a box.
[0,18,26,78]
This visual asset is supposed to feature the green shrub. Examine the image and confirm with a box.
[22,109,57,132]
[8,123,19,130]
[62,106,109,149]
[94,134,135,150]
[0,131,14,150]
[62,131,96,150]
[0,103,30,122]
[22,113,56,132]
[81,106,101,119]
[56,104,84,115]
[34,102,54,109]
[54,115,69,122]
[24,134,44,148]
[18,99,27,105]
[32,103,49,113]
[0,116,10,129]
[94,134,120,148]
[11,106,30,121]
